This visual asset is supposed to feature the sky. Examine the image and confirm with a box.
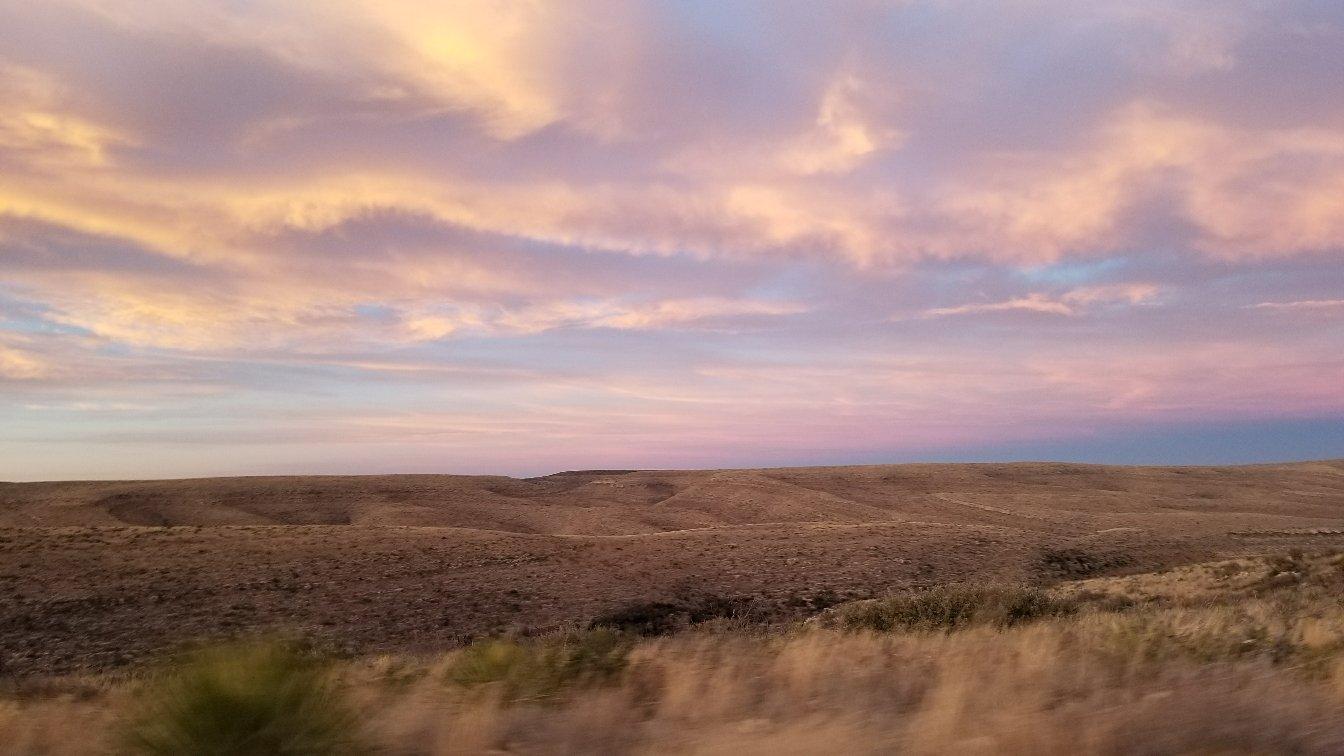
[1,1,1342,481]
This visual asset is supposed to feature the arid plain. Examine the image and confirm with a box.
[4,460,1343,678]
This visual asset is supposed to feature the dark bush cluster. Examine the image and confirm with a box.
[591,594,768,635]
[1039,547,1133,578]
[834,584,1077,633]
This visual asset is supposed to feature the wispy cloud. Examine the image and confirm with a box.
[922,285,1159,318]
[1250,299,1344,311]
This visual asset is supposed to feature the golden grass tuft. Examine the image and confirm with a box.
[443,628,631,702]
[119,639,364,755]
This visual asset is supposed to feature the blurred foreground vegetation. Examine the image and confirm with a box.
[7,550,1344,754]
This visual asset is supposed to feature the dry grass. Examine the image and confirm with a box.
[444,629,631,702]
[7,553,1344,754]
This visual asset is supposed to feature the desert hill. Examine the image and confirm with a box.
[3,461,1344,676]
[4,460,1343,534]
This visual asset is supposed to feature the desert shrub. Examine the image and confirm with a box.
[1252,550,1310,592]
[592,595,768,635]
[1264,550,1307,574]
[1210,561,1247,580]
[835,584,1075,633]
[1069,588,1142,613]
[445,628,631,701]
[1080,603,1344,671]
[121,639,362,755]
[591,601,689,635]
[1039,547,1133,578]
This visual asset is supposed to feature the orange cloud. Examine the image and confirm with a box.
[0,341,50,380]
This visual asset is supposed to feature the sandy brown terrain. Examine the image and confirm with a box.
[3,461,1343,677]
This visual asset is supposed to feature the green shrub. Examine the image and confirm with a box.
[121,640,363,755]
[835,584,1076,633]
[445,629,630,701]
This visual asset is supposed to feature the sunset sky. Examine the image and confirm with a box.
[2,1,1343,480]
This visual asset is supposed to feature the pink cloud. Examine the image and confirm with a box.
[1,1,1342,478]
